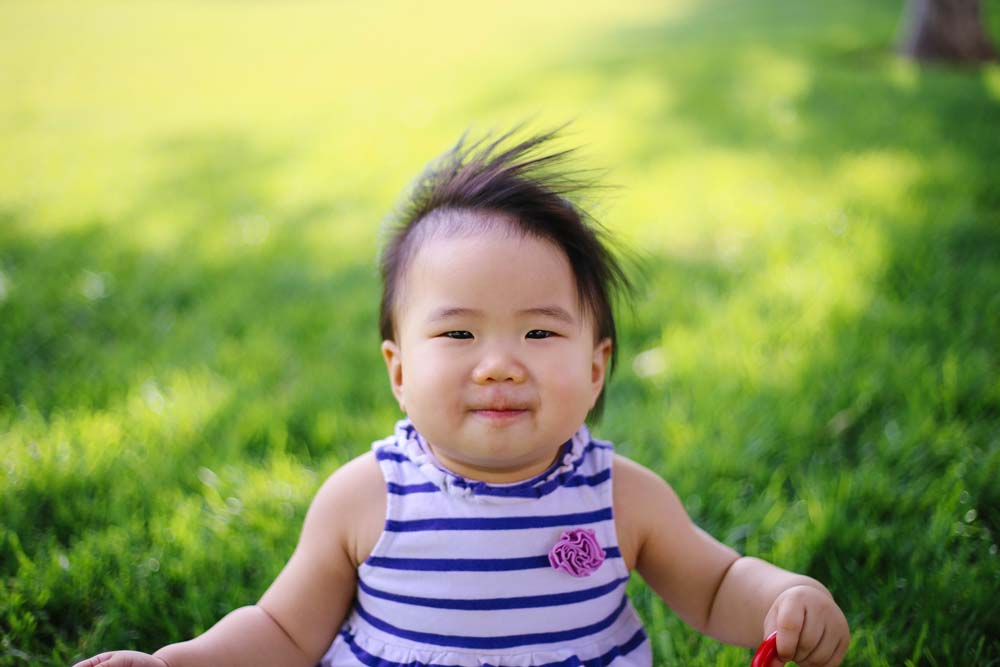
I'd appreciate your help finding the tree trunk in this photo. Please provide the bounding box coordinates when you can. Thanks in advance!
[900,0,997,62]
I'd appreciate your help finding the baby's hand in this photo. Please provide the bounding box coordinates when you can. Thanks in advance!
[762,585,850,666]
[71,651,168,667]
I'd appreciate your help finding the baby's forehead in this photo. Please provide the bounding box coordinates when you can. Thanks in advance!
[396,213,593,323]
[407,225,575,296]
[404,209,571,278]
[410,207,522,244]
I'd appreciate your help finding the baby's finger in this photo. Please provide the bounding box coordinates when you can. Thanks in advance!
[825,638,849,667]
[774,597,806,661]
[72,653,117,667]
[71,651,162,667]
[795,619,827,665]
[808,638,839,667]
[815,615,850,666]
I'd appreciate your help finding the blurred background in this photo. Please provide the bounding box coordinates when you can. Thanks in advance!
[2,1,999,665]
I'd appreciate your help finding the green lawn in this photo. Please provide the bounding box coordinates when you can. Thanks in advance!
[2,1,999,665]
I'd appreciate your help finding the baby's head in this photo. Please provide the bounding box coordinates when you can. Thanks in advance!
[376,124,632,479]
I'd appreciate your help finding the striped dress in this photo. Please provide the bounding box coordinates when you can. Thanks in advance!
[318,418,651,667]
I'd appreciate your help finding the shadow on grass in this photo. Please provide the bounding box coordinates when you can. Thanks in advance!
[550,1,1000,663]
[0,132,399,663]
[3,2,1000,661]
[0,130,384,421]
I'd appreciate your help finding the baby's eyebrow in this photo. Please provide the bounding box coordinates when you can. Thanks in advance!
[518,306,576,324]
[426,306,576,325]
[426,306,481,323]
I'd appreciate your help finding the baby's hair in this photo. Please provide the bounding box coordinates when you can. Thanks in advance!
[378,121,633,420]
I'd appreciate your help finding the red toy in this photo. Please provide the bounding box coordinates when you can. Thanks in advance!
[750,631,780,667]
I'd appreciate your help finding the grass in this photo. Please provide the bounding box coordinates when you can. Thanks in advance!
[2,0,999,665]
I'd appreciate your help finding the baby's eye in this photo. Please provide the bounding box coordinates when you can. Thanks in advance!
[442,331,473,340]
[526,330,555,339]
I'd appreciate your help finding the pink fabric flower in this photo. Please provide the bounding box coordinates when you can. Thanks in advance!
[548,528,605,577]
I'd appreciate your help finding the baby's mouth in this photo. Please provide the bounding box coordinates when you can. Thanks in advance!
[469,404,532,421]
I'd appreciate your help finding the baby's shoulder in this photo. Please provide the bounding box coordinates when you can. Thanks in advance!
[612,453,673,497]
[314,450,386,502]
[304,451,386,568]
[612,454,686,569]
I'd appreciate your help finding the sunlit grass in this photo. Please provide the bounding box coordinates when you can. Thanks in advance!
[3,0,1000,665]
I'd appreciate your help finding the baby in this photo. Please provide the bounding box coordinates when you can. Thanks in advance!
[74,125,850,667]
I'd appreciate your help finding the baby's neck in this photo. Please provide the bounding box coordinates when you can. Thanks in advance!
[422,441,567,485]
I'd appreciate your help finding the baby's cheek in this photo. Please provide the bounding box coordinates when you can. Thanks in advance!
[550,371,594,411]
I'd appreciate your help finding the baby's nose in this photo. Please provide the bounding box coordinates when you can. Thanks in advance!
[472,351,527,384]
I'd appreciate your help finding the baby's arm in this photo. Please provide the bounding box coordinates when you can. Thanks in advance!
[614,456,849,667]
[73,452,384,667]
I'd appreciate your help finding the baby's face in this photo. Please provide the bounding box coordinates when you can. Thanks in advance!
[381,222,612,483]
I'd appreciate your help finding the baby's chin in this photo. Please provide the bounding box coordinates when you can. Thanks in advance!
[425,436,565,483]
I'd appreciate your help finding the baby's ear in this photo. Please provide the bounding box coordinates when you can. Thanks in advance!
[381,340,405,412]
[592,338,613,388]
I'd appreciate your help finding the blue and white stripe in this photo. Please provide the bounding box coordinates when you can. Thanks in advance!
[319,419,651,667]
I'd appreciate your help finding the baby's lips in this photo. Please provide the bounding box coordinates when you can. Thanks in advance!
[468,392,535,412]
[469,402,532,411]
